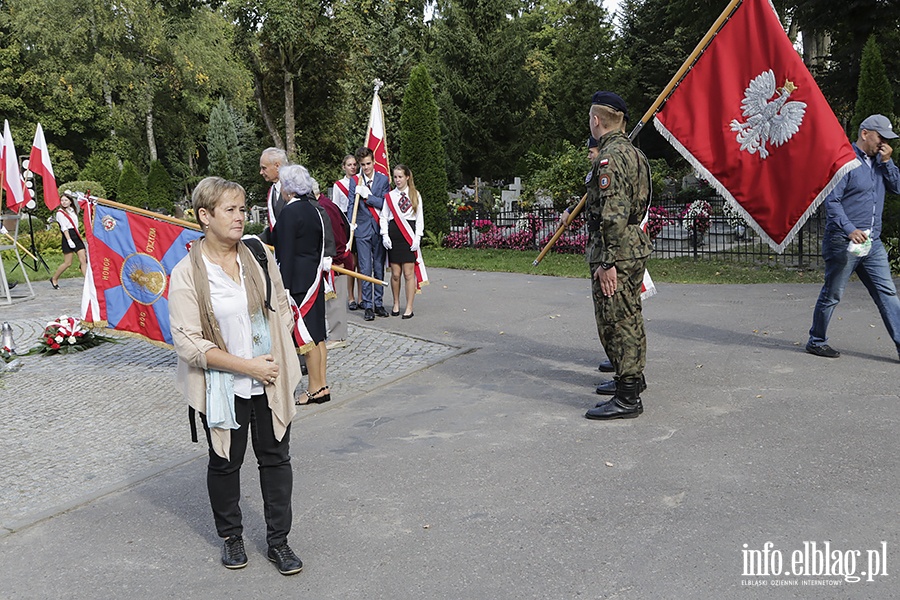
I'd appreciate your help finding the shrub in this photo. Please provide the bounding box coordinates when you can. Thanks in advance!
[147,161,175,215]
[117,161,148,208]
[78,153,120,200]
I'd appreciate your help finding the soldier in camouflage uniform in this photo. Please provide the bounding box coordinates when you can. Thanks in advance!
[583,91,652,420]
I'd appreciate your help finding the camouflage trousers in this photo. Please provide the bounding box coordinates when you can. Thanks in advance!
[589,257,648,378]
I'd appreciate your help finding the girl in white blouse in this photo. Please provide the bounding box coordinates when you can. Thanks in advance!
[49,194,87,289]
[379,164,427,318]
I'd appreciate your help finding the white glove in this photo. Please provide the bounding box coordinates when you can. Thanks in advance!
[323,256,333,271]
[349,222,358,232]
[67,238,76,249]
[382,234,392,250]
[356,184,371,198]
[410,237,420,252]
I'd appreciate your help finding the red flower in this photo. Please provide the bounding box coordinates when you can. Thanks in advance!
[51,343,60,349]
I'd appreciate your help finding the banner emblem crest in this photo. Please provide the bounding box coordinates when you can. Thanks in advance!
[729,69,807,159]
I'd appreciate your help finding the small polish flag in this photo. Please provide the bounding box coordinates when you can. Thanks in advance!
[28,123,60,210]
[1,120,28,213]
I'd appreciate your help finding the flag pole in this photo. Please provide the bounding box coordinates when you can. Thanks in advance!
[532,194,586,267]
[627,0,744,140]
[532,0,743,266]
[347,189,361,249]
[84,194,385,285]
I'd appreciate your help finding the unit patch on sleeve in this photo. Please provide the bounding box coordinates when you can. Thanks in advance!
[598,174,611,189]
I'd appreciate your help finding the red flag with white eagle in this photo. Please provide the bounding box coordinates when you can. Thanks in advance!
[653,0,859,252]
[366,81,390,179]
[28,123,60,210]
[1,120,28,213]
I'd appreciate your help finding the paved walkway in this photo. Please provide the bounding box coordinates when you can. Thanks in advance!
[1,269,898,599]
[0,278,463,530]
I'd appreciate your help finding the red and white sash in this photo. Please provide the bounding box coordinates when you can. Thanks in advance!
[266,184,278,230]
[385,189,428,290]
[334,176,355,204]
[287,201,327,349]
[60,208,79,232]
[357,175,381,222]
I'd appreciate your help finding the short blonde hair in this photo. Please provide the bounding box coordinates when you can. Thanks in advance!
[192,177,245,226]
[590,104,625,132]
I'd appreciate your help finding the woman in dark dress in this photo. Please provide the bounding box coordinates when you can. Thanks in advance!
[274,165,331,404]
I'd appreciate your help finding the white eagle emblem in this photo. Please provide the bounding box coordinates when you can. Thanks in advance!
[729,69,807,159]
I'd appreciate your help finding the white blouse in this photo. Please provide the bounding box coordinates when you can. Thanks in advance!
[56,209,78,232]
[379,188,425,239]
[332,177,352,213]
[203,254,263,399]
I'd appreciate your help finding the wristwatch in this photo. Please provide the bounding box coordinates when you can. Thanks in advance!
[599,262,615,270]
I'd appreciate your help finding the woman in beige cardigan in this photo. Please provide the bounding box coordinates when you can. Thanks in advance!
[169,177,303,576]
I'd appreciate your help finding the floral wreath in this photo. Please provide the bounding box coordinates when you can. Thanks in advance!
[26,315,117,356]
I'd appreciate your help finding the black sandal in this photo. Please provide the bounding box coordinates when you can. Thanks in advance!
[307,386,331,404]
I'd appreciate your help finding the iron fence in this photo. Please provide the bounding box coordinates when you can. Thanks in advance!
[447,195,833,268]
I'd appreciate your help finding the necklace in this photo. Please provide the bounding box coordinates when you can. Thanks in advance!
[202,241,241,283]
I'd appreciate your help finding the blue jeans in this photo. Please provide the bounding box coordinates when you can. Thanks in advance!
[355,235,385,309]
[808,233,900,357]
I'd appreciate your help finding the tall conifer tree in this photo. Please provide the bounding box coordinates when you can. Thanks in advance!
[851,36,895,135]
[399,64,449,236]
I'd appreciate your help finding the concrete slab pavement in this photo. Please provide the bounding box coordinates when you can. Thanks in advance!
[0,269,898,599]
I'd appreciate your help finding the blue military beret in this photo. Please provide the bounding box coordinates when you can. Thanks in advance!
[587,136,599,149]
[591,91,628,122]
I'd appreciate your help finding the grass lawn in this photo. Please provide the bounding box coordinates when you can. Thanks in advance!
[426,247,825,285]
[3,247,826,288]
[2,251,69,284]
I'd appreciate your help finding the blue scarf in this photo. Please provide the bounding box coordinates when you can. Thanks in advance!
[205,310,271,430]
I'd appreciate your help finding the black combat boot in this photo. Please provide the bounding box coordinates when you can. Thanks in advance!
[586,377,643,420]
[595,374,646,398]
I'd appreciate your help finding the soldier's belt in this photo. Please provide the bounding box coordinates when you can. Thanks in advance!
[587,214,641,231]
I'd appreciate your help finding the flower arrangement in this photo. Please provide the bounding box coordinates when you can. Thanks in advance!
[456,204,474,214]
[0,345,14,363]
[27,315,116,356]
[721,201,748,231]
[680,199,712,236]
[646,206,674,240]
[471,219,494,233]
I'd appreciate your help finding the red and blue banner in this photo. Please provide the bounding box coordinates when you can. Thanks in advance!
[81,201,202,345]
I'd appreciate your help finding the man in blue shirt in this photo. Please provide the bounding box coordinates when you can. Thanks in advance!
[347,147,391,321]
[807,114,900,360]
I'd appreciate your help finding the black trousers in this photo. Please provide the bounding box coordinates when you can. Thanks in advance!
[200,393,293,547]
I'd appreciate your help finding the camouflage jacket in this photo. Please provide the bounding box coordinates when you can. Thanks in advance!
[585,130,653,265]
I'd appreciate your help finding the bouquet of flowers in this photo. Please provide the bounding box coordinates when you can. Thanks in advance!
[0,345,14,363]
[721,201,748,231]
[646,206,674,240]
[27,315,116,356]
[680,199,712,236]
[471,218,494,233]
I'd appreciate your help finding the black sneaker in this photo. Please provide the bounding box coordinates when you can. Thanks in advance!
[806,344,840,358]
[222,535,248,569]
[364,308,375,321]
[267,542,303,575]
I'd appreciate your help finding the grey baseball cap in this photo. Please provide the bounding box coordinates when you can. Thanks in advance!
[859,114,898,139]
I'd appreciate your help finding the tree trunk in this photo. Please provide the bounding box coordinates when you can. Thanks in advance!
[284,67,295,159]
[250,57,283,150]
[802,30,831,77]
[146,106,158,163]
